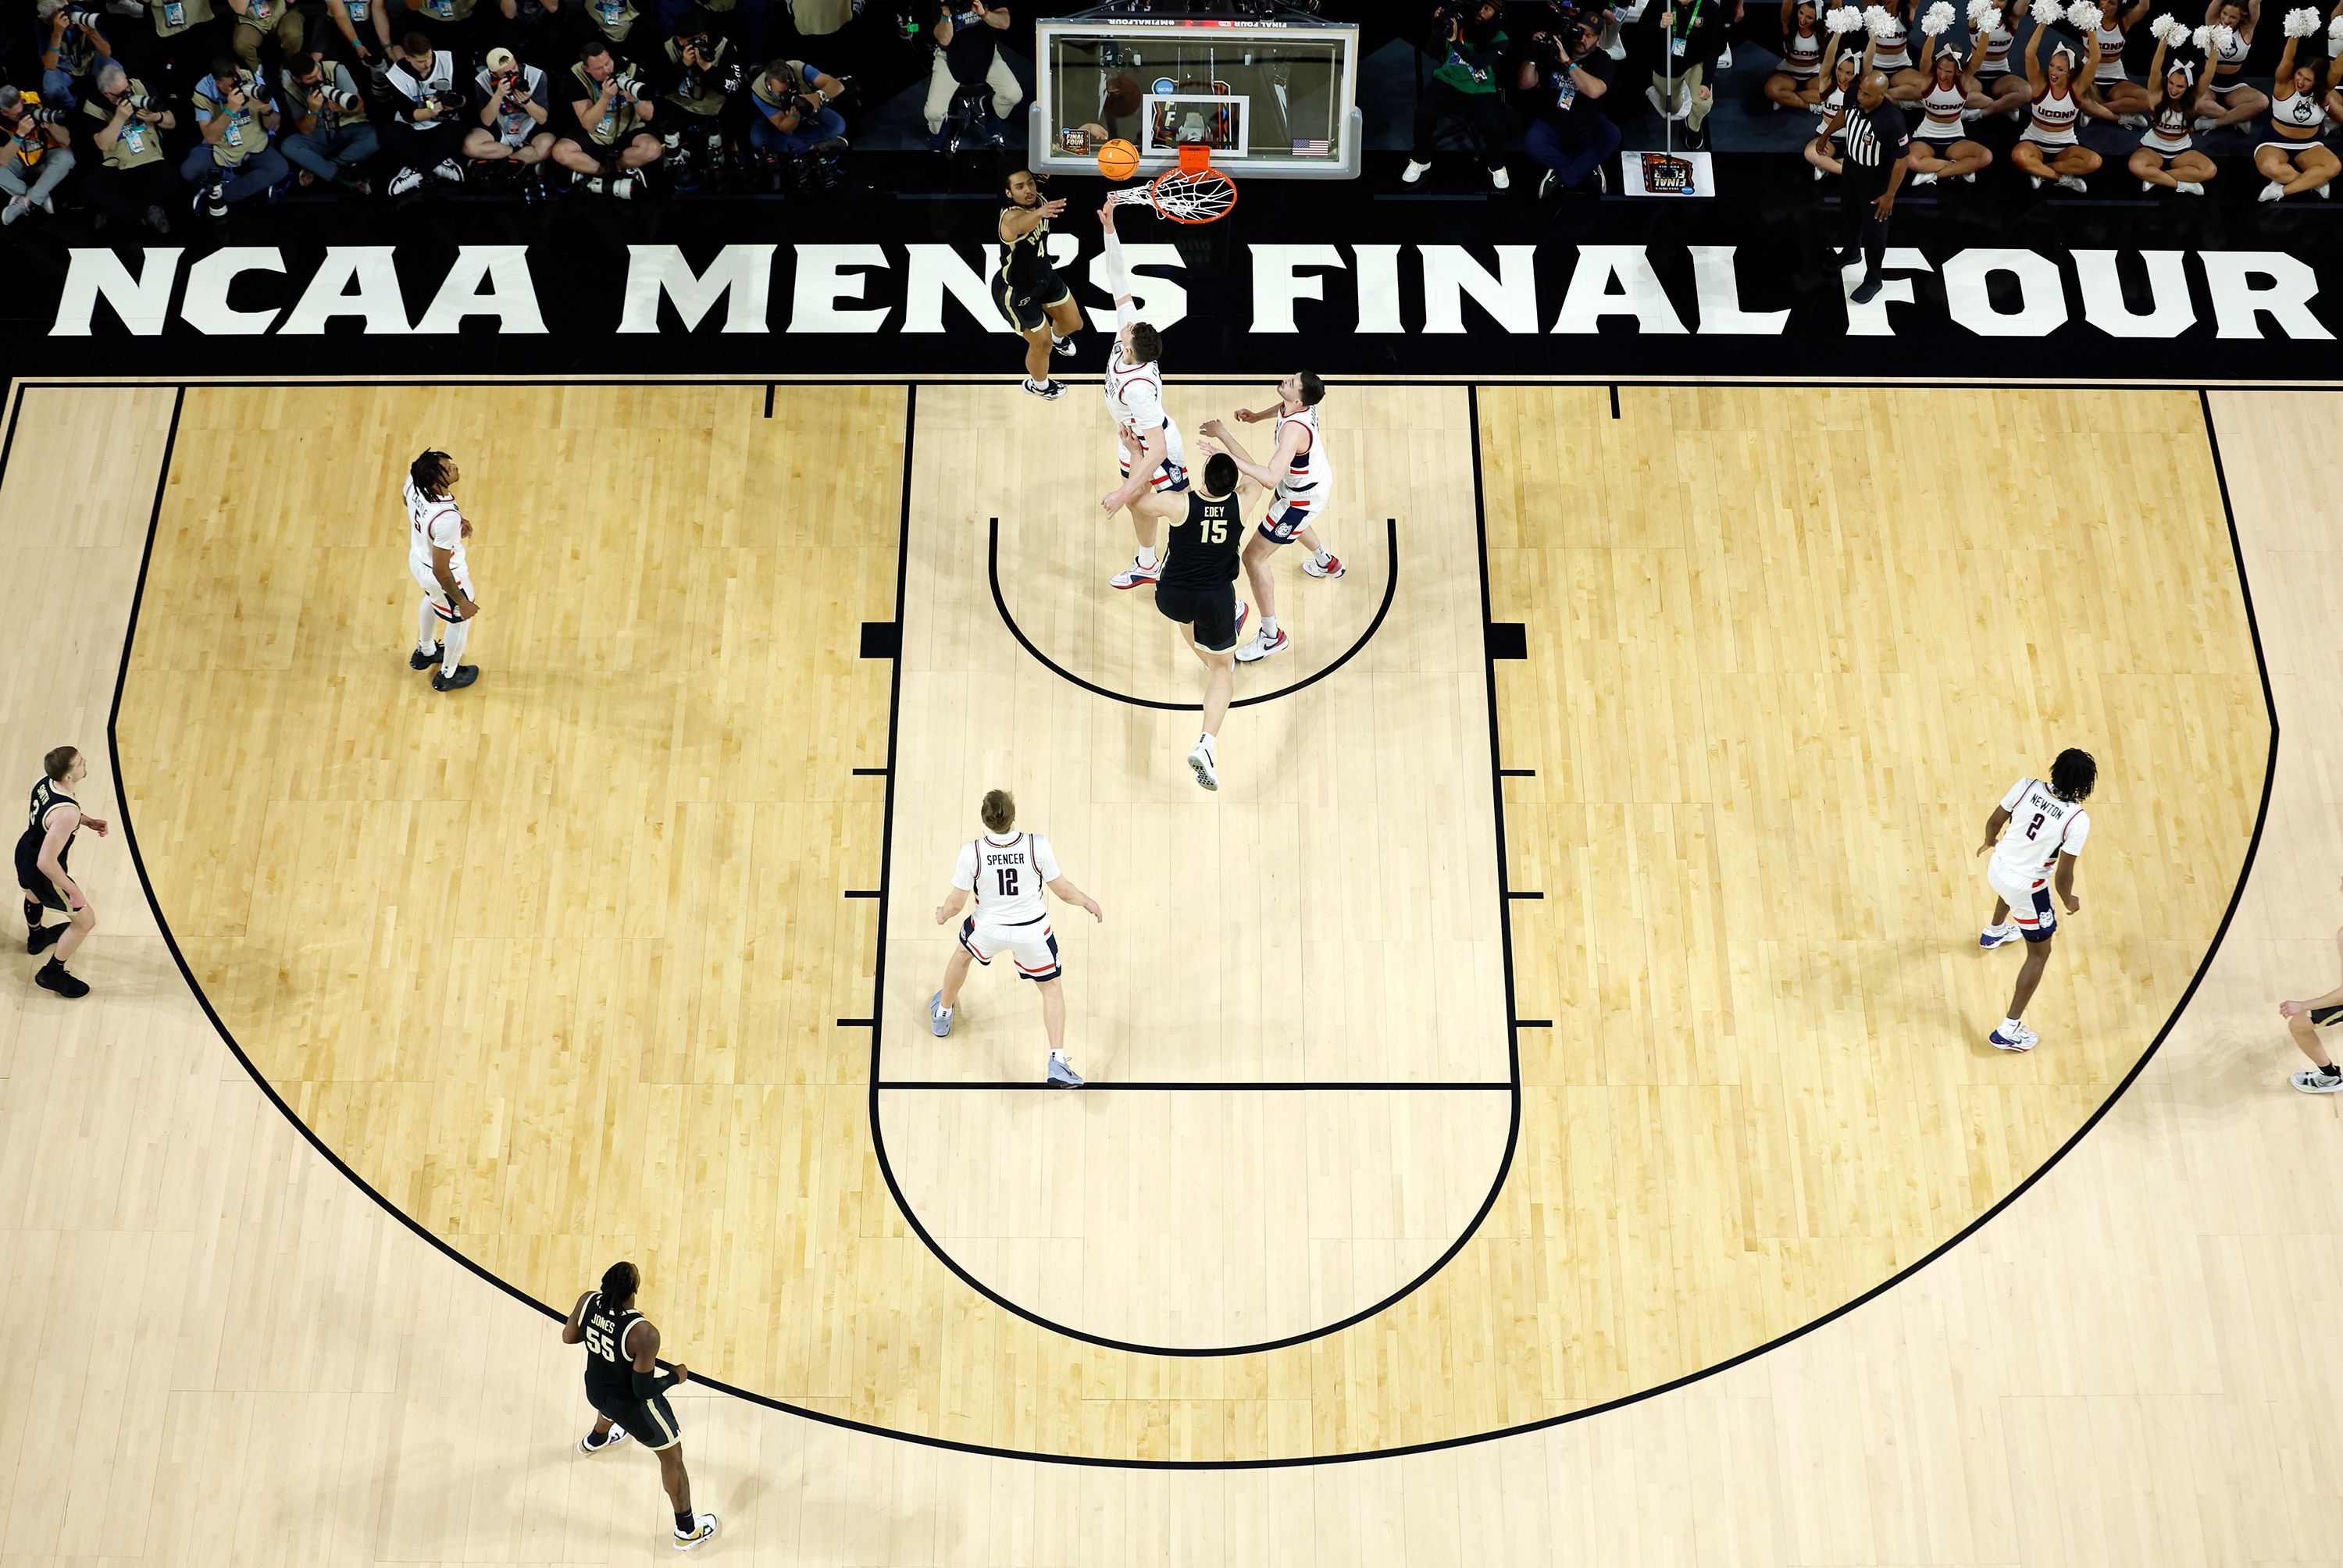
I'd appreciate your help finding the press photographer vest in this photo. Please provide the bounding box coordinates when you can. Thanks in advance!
[570,61,644,145]
[282,63,366,132]
[83,83,166,171]
[144,0,215,39]
[410,0,481,22]
[194,85,268,170]
[585,0,640,44]
[662,36,733,117]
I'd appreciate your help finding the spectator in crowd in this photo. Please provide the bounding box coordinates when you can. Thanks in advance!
[655,9,740,187]
[1763,1,1832,111]
[746,55,846,184]
[325,0,387,71]
[1520,9,1617,196]
[72,58,180,231]
[2252,25,2339,201]
[554,39,662,197]
[1403,0,1513,187]
[2195,0,2265,129]
[36,0,115,106]
[223,0,303,72]
[385,28,466,192]
[1641,0,1735,151]
[923,2,1022,140]
[2128,27,2213,193]
[466,45,555,185]
[184,60,287,216]
[0,83,74,224]
[280,42,376,191]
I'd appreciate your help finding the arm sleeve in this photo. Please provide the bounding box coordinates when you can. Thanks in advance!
[631,1366,677,1399]
[2062,813,2090,857]
[1034,836,1061,882]
[1999,779,2031,812]
[951,842,979,893]
[1102,232,1139,327]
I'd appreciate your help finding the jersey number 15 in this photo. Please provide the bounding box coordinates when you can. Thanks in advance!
[1196,517,1229,543]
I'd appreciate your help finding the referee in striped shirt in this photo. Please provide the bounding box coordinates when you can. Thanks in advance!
[1828,71,1910,306]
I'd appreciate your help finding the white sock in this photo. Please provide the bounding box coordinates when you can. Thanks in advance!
[1138,547,1157,568]
[1999,1016,2021,1034]
[1197,731,1215,752]
[1261,615,1278,637]
[417,600,440,653]
[1312,548,1331,566]
[440,618,470,676]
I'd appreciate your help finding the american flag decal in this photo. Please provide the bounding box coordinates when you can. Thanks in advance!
[1291,138,1331,156]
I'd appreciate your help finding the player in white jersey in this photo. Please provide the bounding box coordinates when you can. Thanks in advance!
[403,449,480,692]
[928,789,1104,1088]
[1096,201,1189,592]
[1974,748,2096,1053]
[1196,371,1346,665]
[2276,875,2343,1093]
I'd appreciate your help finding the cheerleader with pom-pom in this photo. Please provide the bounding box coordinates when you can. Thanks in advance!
[1904,17,1997,180]
[2195,0,2266,128]
[2127,23,2217,191]
[2252,16,2341,198]
[1863,0,1935,101]
[1970,0,2044,121]
[1803,25,1874,176]
[1766,1,1838,110]
[2010,21,2104,188]
[2078,0,2155,122]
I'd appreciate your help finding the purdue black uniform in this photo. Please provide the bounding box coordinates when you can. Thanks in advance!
[579,1291,683,1450]
[1154,489,1246,652]
[15,778,77,914]
[995,201,1071,332]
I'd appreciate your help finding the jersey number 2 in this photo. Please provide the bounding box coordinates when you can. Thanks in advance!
[996,868,1019,898]
[2024,812,2045,840]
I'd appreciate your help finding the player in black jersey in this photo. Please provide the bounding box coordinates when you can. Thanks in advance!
[562,1260,719,1550]
[997,166,1082,400]
[15,746,105,998]
[1149,450,1258,790]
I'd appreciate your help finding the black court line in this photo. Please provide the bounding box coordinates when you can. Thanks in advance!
[843,889,880,899]
[851,766,889,776]
[84,380,2281,1472]
[1507,891,1544,900]
[986,515,1400,713]
[1609,384,1621,419]
[879,1080,1515,1092]
[1499,768,1535,778]
[762,383,775,419]
[836,1017,876,1028]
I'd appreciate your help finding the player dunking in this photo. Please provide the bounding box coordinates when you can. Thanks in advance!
[1198,372,1344,664]
[404,450,480,692]
[1096,201,1189,590]
[1975,748,2096,1053]
[929,789,1103,1087]
[997,167,1082,400]
[1151,449,1257,789]
[564,1260,719,1551]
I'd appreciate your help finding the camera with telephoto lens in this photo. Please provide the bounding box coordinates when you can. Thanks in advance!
[62,5,100,27]
[125,91,158,113]
[429,84,467,112]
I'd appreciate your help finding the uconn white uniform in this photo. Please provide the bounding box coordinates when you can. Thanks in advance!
[1257,404,1333,545]
[2021,77,2081,147]
[1981,17,2016,77]
[1104,344,1188,494]
[2092,16,2128,84]
[1781,25,1824,80]
[952,832,1064,982]
[2208,23,2249,94]
[1870,9,1912,70]
[2263,89,2326,155]
[404,476,472,618]
[1917,77,1968,141]
[1987,777,2092,938]
[2140,97,2192,155]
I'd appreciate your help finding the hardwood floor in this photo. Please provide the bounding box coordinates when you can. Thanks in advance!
[2,382,2332,1563]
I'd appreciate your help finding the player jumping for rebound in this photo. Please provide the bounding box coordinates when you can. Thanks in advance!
[929,789,1104,1088]
[1198,371,1344,664]
[1975,747,2096,1053]
[997,166,1081,400]
[403,449,480,692]
[1097,201,1189,590]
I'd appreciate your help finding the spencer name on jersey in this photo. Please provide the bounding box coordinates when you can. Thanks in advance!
[1991,777,2092,879]
[954,831,1060,925]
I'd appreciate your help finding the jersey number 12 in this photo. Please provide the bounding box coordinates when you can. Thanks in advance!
[996,868,1020,898]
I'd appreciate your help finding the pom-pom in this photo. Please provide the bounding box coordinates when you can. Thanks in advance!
[2149,12,2187,43]
[1923,1,1956,34]
[2191,23,2215,49]
[2284,5,2320,37]
[2331,14,2343,43]
[2213,23,2237,51]
[1863,4,1898,37]
[1826,5,1866,32]
[1967,0,2000,26]
[2064,0,2099,30]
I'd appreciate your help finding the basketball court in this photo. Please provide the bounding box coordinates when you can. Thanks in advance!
[5,372,2332,1558]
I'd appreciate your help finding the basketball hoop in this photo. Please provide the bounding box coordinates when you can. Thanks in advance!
[1105,145,1239,225]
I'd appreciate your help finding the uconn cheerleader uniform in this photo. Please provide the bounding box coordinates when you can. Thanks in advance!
[1916,69,1970,147]
[1870,5,1913,72]
[1780,21,1825,84]
[2261,84,2327,159]
[2206,22,2251,100]
[2139,94,2194,159]
[2021,64,2083,151]
[2092,9,2131,89]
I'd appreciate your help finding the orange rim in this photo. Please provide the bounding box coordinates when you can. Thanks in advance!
[1150,167,1238,226]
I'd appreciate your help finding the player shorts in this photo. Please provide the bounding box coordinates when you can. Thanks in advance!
[588,1389,683,1452]
[959,912,1061,982]
[1154,580,1241,654]
[1257,491,1328,546]
[1987,862,2057,943]
[2312,1004,2343,1030]
[997,265,1071,333]
[410,561,476,623]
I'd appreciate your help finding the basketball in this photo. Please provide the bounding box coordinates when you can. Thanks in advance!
[1102,75,1143,116]
[1097,139,1141,181]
